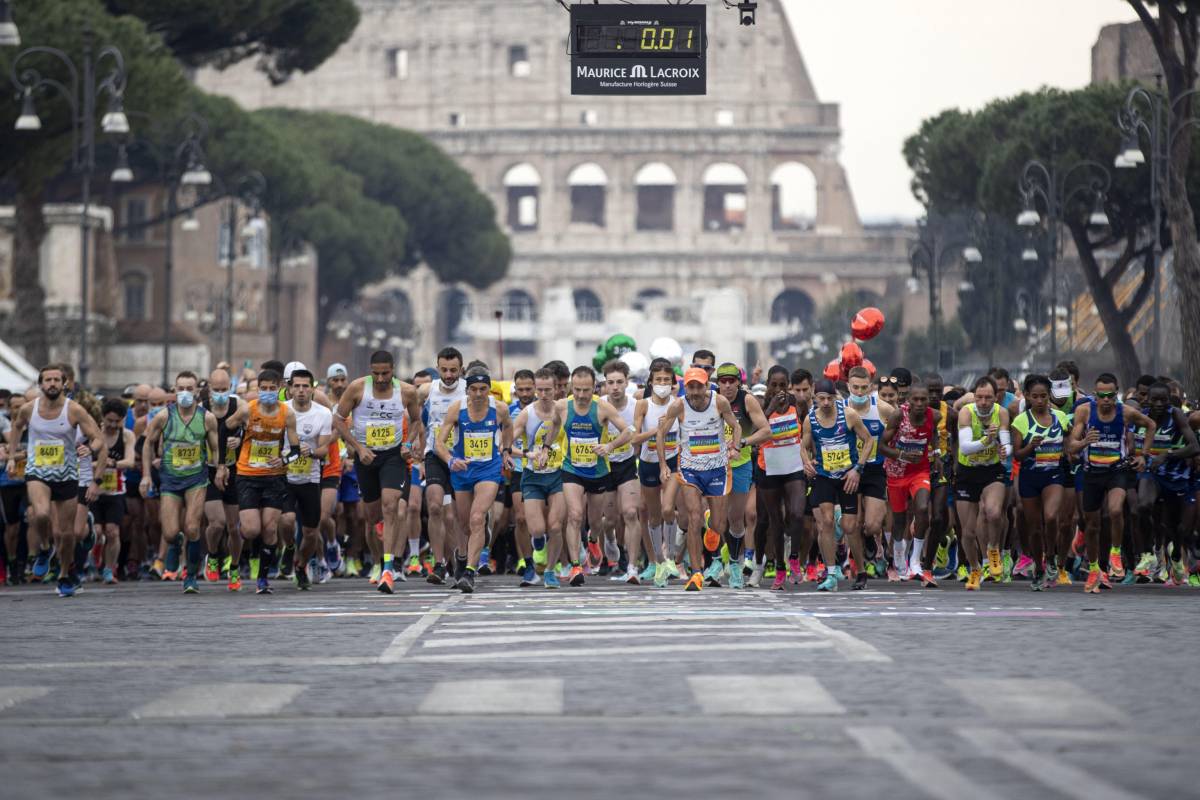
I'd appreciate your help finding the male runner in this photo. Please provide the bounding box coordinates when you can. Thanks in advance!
[880,382,940,588]
[203,367,244,589]
[1132,382,1197,583]
[418,347,465,584]
[601,360,646,584]
[845,366,897,578]
[514,368,566,589]
[93,399,136,584]
[955,376,1012,590]
[632,358,682,587]
[281,369,333,590]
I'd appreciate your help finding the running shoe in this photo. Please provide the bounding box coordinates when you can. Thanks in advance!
[886,565,900,582]
[368,563,382,585]
[987,548,1003,579]
[787,556,803,585]
[377,569,395,594]
[1107,548,1126,580]
[1098,571,1112,591]
[568,565,585,587]
[965,569,982,591]
[684,572,703,591]
[1084,569,1101,594]
[456,570,475,594]
[943,543,959,575]
[204,557,221,583]
[703,558,724,588]
[1154,563,1170,583]
[919,570,938,588]
[1071,528,1085,555]
[1172,560,1188,585]
[295,563,312,591]
[405,556,424,578]
[624,566,640,585]
[742,557,755,577]
[763,562,777,580]
[1055,568,1072,587]
[520,562,539,586]
[865,561,878,578]
[653,561,668,588]
[102,567,116,584]
[805,563,820,583]
[1012,554,1034,578]
[816,570,838,592]
[956,564,969,582]
[747,562,763,588]
[586,540,603,569]
[149,557,165,581]
[427,562,447,585]
[477,548,492,576]
[665,560,681,579]
[183,575,199,594]
[325,543,342,572]
[228,573,242,592]
[638,562,656,582]
[256,576,272,594]
[770,570,786,591]
[249,556,261,581]
[852,572,869,590]
[1133,552,1155,583]
[544,571,561,589]
[56,578,75,597]
[1030,573,1045,591]
[934,543,949,570]
[532,545,548,570]
[1001,552,1014,584]
[728,563,744,589]
[1189,570,1200,589]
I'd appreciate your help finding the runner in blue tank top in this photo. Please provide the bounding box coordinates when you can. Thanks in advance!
[436,370,514,594]
[1067,373,1155,594]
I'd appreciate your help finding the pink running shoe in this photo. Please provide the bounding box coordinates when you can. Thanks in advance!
[805,563,820,583]
[1013,554,1035,578]
[771,570,787,591]
[787,557,803,585]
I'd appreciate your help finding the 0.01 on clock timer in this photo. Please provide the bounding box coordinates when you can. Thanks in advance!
[576,24,700,55]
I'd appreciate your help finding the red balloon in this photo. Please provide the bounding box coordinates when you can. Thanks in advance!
[840,341,864,368]
[852,307,885,342]
[823,358,841,381]
[862,358,877,378]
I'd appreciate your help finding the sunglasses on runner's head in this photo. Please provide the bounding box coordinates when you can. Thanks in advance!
[691,364,714,373]
[878,377,898,386]
[1095,390,1117,399]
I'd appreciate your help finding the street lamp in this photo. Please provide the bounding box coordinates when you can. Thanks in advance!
[220,171,267,365]
[1017,157,1112,367]
[909,211,981,370]
[11,25,128,386]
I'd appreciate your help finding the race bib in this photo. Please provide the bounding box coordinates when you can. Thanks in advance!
[821,442,851,473]
[100,470,119,492]
[249,440,280,468]
[287,455,313,476]
[686,432,720,457]
[763,444,802,476]
[171,445,202,470]
[967,442,999,466]
[366,422,397,449]
[662,429,679,454]
[464,431,494,462]
[571,436,598,467]
[769,413,800,444]
[33,441,64,468]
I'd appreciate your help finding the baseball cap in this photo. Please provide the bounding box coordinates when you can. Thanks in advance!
[715,363,741,380]
[1051,379,1072,400]
[683,367,710,386]
[326,363,348,380]
[283,361,307,381]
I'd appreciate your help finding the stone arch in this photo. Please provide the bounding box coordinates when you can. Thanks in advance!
[573,287,604,323]
[503,162,541,232]
[769,288,818,363]
[120,269,151,322]
[632,287,667,312]
[567,162,607,227]
[439,287,472,344]
[635,162,677,231]
[770,161,817,231]
[702,162,748,232]
[503,287,538,322]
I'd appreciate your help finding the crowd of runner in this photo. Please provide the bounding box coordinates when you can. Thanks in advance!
[2,346,1197,597]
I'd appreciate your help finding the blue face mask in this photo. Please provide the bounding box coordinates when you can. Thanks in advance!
[848,392,870,406]
[176,391,195,408]
[210,391,230,405]
[258,390,278,407]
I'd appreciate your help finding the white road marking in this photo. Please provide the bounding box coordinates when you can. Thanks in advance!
[418,678,562,715]
[407,640,831,663]
[434,623,802,634]
[945,678,1125,723]
[0,686,50,711]
[689,674,845,716]
[131,683,305,719]
[0,656,378,671]
[847,725,1001,800]
[957,727,1146,800]
[785,613,891,663]
[378,594,464,663]
[422,630,815,648]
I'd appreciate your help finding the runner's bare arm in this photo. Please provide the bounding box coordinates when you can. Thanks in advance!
[314,431,333,460]
[204,411,221,467]
[741,393,771,447]
[498,404,515,470]
[403,384,424,453]
[715,394,742,455]
[877,409,903,460]
[1066,403,1093,456]
[116,429,137,470]
[595,400,634,455]
[8,401,30,452]
[435,400,461,465]
[800,415,816,476]
[285,407,300,449]
[656,399,682,464]
[70,400,105,456]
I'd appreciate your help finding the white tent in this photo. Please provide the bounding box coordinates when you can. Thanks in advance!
[0,338,38,392]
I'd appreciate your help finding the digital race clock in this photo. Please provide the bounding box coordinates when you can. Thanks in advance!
[570,4,706,96]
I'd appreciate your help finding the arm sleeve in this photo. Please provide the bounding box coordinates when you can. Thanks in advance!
[958,426,986,455]
[999,428,1012,458]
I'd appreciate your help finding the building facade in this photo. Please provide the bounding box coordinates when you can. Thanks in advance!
[198,0,932,375]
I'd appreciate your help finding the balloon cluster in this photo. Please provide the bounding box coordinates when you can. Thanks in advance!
[823,307,884,383]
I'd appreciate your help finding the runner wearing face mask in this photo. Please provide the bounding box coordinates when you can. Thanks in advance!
[417,347,466,584]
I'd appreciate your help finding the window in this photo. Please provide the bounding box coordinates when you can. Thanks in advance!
[125,197,147,242]
[580,109,598,126]
[509,45,530,77]
[771,162,818,231]
[702,162,749,232]
[449,111,465,128]
[386,47,409,79]
[503,163,541,232]
[122,272,148,321]
[503,289,538,322]
[716,109,734,127]
[567,163,607,227]
[635,162,677,231]
[573,288,604,323]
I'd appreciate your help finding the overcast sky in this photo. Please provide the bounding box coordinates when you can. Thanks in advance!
[778,0,1143,222]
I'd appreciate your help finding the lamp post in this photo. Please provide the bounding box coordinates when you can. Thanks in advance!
[11,25,129,386]
[221,172,266,365]
[0,1,19,47]
[908,211,981,371]
[1017,158,1112,368]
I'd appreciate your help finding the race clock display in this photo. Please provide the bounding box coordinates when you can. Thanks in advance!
[570,4,707,96]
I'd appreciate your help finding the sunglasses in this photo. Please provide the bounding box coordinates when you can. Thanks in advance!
[1095,390,1117,399]
[716,376,739,384]
[691,364,715,372]
[878,377,899,386]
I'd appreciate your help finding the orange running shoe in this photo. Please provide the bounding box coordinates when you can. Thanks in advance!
[586,541,603,569]
[568,564,585,586]
[204,557,221,583]
[965,569,981,591]
[228,574,242,592]
[1098,571,1112,591]
[1084,569,1101,594]
[703,528,721,552]
[986,548,1003,578]
[684,572,704,591]
[377,569,395,594]
[1107,548,1125,580]
[919,570,938,588]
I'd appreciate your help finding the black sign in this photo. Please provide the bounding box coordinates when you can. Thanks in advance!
[570,4,706,96]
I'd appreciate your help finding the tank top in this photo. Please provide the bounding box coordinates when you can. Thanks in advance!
[1147,408,1191,485]
[212,396,241,468]
[451,397,501,465]
[605,397,637,464]
[809,401,858,478]
[756,404,804,476]
[351,376,408,453]
[287,401,332,484]
[1011,408,1069,473]
[562,399,609,478]
[957,404,1002,468]
[509,399,528,472]
[1083,399,1126,473]
[680,391,727,472]
[936,400,950,454]
[423,380,466,455]
[523,403,564,474]
[885,403,935,479]
[26,397,77,482]
[857,395,886,465]
[237,399,288,478]
[639,397,679,463]
[160,405,208,480]
[76,428,94,487]
[98,428,127,495]
[724,388,754,468]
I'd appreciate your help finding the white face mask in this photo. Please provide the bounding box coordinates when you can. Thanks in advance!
[652,384,673,399]
[442,377,459,390]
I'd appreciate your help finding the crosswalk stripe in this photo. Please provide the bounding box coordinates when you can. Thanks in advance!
[689,675,845,715]
[418,679,562,715]
[957,727,1146,800]
[944,678,1124,723]
[131,683,306,719]
[379,594,464,663]
[406,640,831,662]
[0,686,50,712]
[422,630,815,648]
[433,623,802,634]
[847,725,1002,800]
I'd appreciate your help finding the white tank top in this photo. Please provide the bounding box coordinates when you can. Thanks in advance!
[680,391,726,471]
[76,428,93,486]
[351,377,406,452]
[640,398,679,463]
[288,401,332,484]
[27,397,77,482]
[424,380,466,455]
[606,397,637,464]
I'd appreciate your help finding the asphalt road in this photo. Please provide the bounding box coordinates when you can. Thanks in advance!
[1,575,1196,799]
